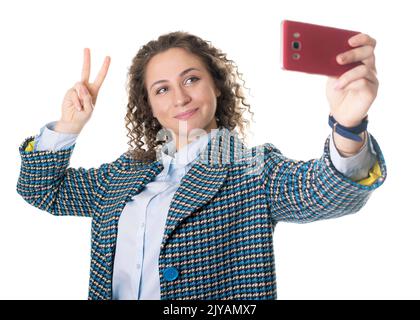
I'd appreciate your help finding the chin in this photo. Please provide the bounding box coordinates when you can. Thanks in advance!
[170,119,209,136]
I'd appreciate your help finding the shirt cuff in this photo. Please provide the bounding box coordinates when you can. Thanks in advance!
[34,121,79,152]
[329,130,378,181]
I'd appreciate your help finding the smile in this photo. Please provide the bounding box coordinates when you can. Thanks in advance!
[175,108,198,120]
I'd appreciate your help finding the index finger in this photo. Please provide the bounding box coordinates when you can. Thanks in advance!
[92,56,111,91]
[348,33,377,48]
[81,48,91,83]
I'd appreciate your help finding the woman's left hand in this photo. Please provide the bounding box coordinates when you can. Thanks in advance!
[326,33,378,127]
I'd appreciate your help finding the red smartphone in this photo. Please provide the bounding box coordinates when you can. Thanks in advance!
[281,20,362,77]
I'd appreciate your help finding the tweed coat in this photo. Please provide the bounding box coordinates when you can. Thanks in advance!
[17,127,386,300]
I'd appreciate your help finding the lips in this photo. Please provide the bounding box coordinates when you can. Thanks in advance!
[174,108,198,120]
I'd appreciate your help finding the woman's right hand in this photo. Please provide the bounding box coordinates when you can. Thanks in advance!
[55,48,111,134]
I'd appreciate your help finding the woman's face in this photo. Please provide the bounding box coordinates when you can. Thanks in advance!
[145,47,220,142]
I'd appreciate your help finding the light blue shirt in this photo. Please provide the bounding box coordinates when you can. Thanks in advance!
[111,128,219,300]
[33,121,377,299]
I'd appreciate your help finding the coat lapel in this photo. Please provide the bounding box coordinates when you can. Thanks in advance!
[161,127,247,246]
[161,161,229,246]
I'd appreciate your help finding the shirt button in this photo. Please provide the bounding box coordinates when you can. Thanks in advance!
[163,267,179,281]
[140,223,145,228]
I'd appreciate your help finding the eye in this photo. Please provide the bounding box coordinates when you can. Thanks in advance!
[156,87,167,95]
[185,76,199,85]
[155,77,200,95]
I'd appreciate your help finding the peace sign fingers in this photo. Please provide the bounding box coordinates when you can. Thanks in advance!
[80,48,111,105]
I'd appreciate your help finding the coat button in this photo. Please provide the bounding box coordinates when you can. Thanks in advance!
[163,267,179,281]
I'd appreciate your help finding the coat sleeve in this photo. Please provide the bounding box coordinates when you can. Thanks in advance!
[259,133,387,225]
[16,136,110,218]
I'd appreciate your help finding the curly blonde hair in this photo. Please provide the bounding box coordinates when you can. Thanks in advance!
[125,31,254,163]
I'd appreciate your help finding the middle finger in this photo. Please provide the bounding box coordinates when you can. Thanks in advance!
[92,56,111,92]
[337,45,374,66]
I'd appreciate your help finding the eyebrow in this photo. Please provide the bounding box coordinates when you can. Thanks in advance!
[149,67,201,91]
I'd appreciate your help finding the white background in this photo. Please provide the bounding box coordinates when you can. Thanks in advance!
[1,0,418,299]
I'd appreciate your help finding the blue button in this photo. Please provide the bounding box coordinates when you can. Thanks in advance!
[163,267,179,281]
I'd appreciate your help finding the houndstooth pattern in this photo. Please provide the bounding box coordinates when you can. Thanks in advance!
[17,128,386,300]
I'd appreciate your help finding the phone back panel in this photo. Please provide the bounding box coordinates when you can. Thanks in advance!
[281,20,361,77]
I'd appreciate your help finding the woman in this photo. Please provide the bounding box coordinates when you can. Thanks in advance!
[17,31,386,300]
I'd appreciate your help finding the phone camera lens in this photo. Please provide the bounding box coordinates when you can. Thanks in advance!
[292,41,301,50]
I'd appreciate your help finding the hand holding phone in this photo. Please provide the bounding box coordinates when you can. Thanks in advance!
[281,20,362,77]
[280,19,379,154]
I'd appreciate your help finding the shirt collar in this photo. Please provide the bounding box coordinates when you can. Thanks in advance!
[160,128,220,173]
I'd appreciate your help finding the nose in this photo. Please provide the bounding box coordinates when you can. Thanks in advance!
[174,85,191,107]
